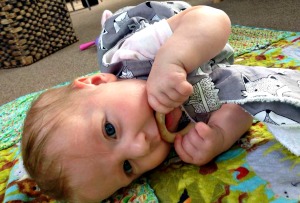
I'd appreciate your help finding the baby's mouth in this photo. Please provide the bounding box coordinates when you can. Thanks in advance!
[165,108,182,132]
[155,108,194,143]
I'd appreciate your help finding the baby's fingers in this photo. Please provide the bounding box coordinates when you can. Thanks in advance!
[148,94,174,114]
[174,135,195,164]
[148,89,184,114]
[175,80,193,97]
[147,84,192,114]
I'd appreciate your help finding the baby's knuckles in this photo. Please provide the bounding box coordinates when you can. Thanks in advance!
[166,69,192,97]
[168,65,187,81]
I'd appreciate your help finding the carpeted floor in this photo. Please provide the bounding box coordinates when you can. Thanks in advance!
[0,0,299,105]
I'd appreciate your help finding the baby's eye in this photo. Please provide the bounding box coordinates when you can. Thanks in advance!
[104,122,116,138]
[123,161,132,174]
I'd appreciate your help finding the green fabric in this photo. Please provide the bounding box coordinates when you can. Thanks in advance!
[229,25,297,57]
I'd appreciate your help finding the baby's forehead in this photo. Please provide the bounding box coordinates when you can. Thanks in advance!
[42,108,88,152]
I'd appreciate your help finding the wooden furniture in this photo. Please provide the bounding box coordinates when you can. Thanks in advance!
[0,0,78,68]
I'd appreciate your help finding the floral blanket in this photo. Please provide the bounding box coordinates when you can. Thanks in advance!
[0,26,299,203]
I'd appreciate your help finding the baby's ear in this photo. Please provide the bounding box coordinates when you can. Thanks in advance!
[73,73,117,89]
[101,10,113,27]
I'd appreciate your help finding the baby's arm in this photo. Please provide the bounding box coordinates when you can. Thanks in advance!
[174,104,253,166]
[147,6,231,114]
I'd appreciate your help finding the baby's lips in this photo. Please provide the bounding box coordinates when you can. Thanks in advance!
[165,107,183,132]
[155,112,194,143]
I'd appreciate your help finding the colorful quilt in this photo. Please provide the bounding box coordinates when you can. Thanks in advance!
[1,26,300,203]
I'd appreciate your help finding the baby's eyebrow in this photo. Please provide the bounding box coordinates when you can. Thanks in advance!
[89,111,106,143]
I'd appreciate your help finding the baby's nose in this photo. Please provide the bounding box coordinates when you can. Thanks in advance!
[128,132,150,158]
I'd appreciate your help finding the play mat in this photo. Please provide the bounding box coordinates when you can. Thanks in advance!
[1,25,300,202]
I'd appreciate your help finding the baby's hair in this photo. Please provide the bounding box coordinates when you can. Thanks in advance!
[22,82,82,201]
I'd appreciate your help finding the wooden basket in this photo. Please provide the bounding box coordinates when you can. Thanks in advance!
[0,0,78,68]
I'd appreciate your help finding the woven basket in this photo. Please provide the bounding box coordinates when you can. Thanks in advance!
[0,0,78,68]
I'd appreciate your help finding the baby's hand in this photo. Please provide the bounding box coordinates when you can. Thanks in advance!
[147,63,193,114]
[174,122,225,166]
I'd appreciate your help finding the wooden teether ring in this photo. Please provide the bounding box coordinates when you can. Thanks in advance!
[155,112,194,143]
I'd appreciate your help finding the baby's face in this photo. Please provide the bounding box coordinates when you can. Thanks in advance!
[49,75,171,202]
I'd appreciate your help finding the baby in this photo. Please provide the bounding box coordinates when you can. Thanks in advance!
[22,2,252,203]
